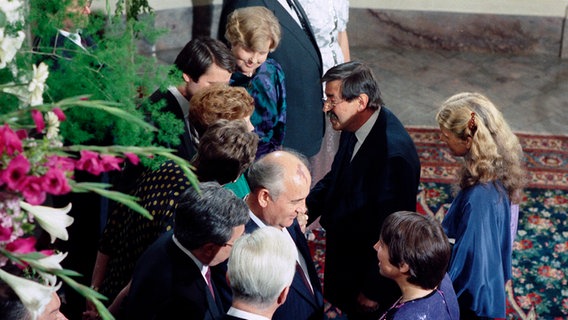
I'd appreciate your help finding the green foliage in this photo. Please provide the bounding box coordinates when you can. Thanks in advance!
[28,0,185,167]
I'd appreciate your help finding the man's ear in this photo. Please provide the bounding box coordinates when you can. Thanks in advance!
[357,94,369,111]
[182,73,192,83]
[201,242,221,263]
[276,286,290,306]
[258,189,271,208]
[400,262,410,274]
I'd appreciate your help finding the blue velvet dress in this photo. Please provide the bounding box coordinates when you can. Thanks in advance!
[442,181,512,318]
[230,58,286,159]
[380,274,460,320]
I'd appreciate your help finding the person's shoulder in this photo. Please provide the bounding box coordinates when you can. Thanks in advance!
[148,88,173,104]
[465,181,502,197]
[256,58,285,79]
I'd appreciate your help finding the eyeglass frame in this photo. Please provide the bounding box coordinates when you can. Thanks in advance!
[322,96,349,108]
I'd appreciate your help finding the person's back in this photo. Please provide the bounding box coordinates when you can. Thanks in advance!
[435,92,525,318]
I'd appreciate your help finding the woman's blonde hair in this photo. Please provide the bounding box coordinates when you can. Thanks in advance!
[224,6,281,52]
[436,92,526,203]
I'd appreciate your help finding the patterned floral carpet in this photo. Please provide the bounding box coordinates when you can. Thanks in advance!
[308,126,568,320]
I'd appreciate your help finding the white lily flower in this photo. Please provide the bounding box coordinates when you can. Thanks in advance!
[28,62,49,106]
[20,201,74,243]
[0,29,25,69]
[0,0,24,24]
[0,268,59,320]
[27,252,68,286]
[45,111,60,139]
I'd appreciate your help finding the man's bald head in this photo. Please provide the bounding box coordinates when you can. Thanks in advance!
[247,150,311,199]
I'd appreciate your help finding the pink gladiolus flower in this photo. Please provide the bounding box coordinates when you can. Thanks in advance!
[5,237,37,254]
[2,154,30,191]
[42,168,71,195]
[0,124,23,156]
[15,129,27,140]
[100,155,124,172]
[0,225,12,242]
[39,249,55,257]
[21,176,47,205]
[124,152,140,165]
[75,150,103,175]
[31,109,45,133]
[52,108,66,121]
[45,155,75,172]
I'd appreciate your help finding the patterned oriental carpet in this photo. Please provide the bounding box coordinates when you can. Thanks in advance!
[307,126,568,320]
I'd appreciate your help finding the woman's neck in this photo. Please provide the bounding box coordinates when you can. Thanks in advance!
[399,282,435,303]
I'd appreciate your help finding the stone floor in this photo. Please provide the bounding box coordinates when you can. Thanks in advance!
[351,45,568,135]
[157,44,568,136]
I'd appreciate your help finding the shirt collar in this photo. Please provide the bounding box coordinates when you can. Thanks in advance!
[355,108,380,145]
[168,86,190,118]
[172,234,209,279]
[58,29,85,49]
[227,307,270,320]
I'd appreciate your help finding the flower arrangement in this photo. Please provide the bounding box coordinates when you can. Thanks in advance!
[0,1,196,319]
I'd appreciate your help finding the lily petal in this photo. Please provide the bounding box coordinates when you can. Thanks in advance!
[0,268,58,319]
[19,202,73,243]
[33,251,68,270]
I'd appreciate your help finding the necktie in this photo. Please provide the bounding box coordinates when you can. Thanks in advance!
[205,268,215,300]
[345,133,357,163]
[285,0,317,46]
[296,262,314,295]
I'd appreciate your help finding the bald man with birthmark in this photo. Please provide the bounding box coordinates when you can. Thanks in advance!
[215,150,324,320]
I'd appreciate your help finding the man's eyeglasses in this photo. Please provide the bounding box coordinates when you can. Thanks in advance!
[322,96,346,108]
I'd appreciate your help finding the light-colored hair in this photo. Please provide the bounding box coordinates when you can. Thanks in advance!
[227,227,297,309]
[188,84,254,137]
[225,6,281,52]
[246,149,308,199]
[435,92,525,203]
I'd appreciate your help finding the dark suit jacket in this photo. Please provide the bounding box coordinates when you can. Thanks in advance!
[306,107,421,314]
[112,89,196,197]
[124,230,224,320]
[148,88,197,162]
[218,0,324,157]
[245,220,324,320]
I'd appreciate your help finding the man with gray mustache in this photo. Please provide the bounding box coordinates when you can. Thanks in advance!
[306,61,421,320]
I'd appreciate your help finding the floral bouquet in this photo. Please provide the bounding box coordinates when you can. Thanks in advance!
[0,1,196,319]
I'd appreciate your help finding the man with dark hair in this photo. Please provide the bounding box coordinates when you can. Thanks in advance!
[307,61,421,319]
[149,37,237,161]
[123,181,250,320]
